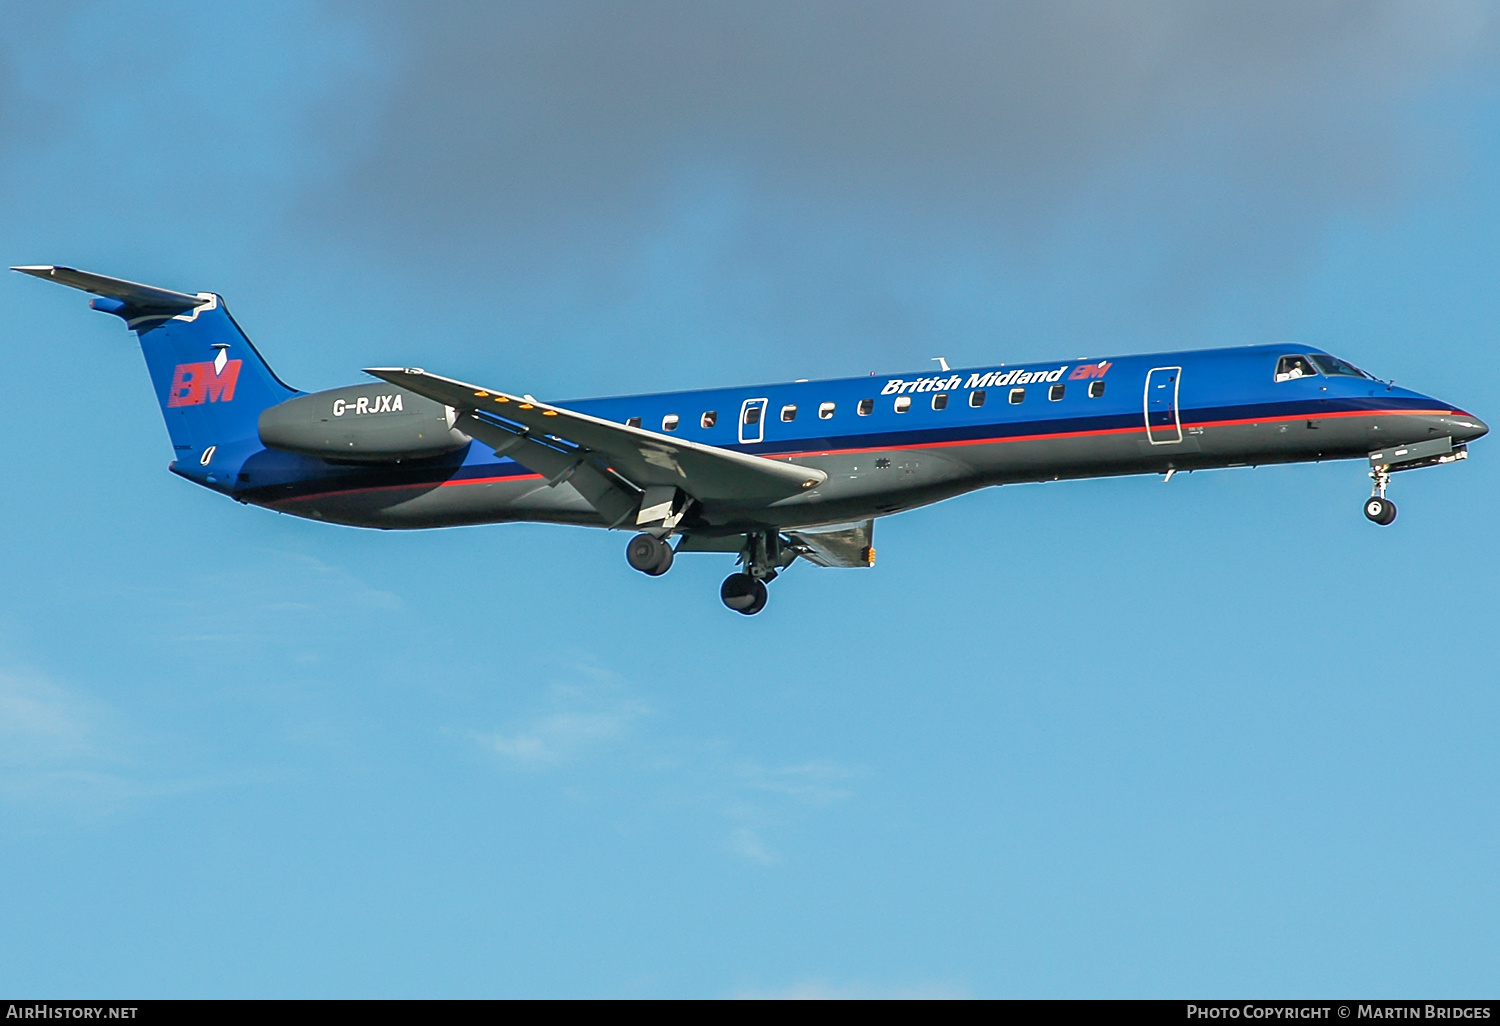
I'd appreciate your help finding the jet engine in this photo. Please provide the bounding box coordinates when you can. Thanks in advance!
[258,383,470,462]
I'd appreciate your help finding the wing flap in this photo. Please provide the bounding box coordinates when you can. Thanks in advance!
[366,367,826,504]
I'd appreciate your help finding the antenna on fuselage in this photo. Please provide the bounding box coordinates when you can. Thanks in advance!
[931,357,950,372]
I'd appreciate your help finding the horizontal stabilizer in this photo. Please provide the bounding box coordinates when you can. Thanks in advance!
[12,265,203,314]
[365,366,827,504]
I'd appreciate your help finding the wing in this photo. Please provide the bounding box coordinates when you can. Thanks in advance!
[365,367,826,513]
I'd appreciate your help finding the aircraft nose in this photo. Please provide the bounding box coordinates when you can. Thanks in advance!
[1449,411,1489,442]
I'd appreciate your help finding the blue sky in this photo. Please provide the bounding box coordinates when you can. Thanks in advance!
[2,1,1498,998]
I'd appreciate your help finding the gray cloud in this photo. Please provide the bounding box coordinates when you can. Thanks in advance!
[313,0,1495,264]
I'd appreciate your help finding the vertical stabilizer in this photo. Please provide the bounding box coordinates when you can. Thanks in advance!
[13,266,299,484]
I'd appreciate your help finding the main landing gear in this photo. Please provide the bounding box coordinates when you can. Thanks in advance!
[625,533,674,576]
[720,573,768,615]
[625,530,796,616]
[719,531,797,616]
[1364,466,1397,526]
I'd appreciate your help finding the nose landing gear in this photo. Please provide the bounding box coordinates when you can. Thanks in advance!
[1364,495,1397,525]
[1364,465,1397,525]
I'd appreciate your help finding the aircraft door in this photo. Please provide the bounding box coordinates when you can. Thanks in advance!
[739,397,767,444]
[1144,366,1183,444]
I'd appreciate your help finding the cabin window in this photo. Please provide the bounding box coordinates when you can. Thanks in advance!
[701,411,717,428]
[1049,383,1065,401]
[1274,355,1319,382]
[626,416,642,428]
[818,402,835,419]
[857,398,874,416]
[1009,387,1025,404]
[781,404,797,422]
[743,405,761,425]
[894,396,912,413]
[1088,380,1105,398]
[662,414,679,431]
[969,390,987,407]
[931,393,949,411]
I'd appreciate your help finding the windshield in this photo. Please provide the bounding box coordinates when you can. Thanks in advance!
[1308,354,1373,379]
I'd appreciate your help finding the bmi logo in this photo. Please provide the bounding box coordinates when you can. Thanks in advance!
[167,347,241,408]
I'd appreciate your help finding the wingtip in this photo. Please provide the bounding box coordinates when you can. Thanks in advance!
[11,265,57,276]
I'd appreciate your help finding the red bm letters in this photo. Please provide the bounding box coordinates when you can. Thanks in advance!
[167,360,242,407]
[1068,361,1112,380]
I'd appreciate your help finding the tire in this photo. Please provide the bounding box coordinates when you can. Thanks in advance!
[1364,497,1397,525]
[720,573,769,615]
[627,534,670,574]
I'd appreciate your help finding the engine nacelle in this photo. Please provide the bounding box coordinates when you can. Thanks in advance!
[258,383,470,462]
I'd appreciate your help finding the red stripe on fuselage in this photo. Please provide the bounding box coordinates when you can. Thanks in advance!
[265,407,1450,506]
[771,406,1454,459]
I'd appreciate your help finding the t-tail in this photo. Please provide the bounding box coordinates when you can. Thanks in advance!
[12,266,298,489]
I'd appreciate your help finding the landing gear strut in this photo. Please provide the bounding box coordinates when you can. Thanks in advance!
[625,533,674,575]
[720,531,797,615]
[1364,466,1397,526]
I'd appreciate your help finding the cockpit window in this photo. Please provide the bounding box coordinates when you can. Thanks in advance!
[1308,354,1373,379]
[1274,355,1319,382]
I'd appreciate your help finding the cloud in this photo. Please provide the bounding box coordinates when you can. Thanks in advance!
[0,666,165,807]
[725,824,782,866]
[479,664,648,768]
[736,760,864,807]
[312,0,1495,265]
[721,760,866,863]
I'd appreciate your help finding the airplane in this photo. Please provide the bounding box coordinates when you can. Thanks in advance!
[14,265,1489,615]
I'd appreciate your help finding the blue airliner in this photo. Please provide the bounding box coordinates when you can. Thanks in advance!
[16,265,1488,614]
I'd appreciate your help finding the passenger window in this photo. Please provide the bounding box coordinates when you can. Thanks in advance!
[969,390,987,407]
[857,398,874,416]
[1009,387,1025,404]
[894,396,911,413]
[781,404,797,422]
[818,402,835,419]
[1274,355,1319,382]
[744,406,761,425]
[1088,381,1105,398]
[931,393,949,411]
[701,411,717,429]
[662,414,679,431]
[626,416,642,428]
[1049,383,1065,401]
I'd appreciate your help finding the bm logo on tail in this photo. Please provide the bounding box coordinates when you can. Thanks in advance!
[167,353,241,407]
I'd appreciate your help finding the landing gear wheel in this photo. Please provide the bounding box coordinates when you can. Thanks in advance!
[626,533,674,575]
[720,573,769,615]
[1364,496,1397,525]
